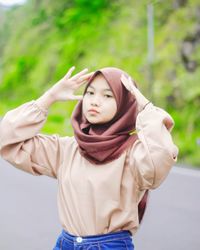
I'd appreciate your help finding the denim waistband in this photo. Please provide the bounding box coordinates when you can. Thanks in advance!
[61,229,132,244]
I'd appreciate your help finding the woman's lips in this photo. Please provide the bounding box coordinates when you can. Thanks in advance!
[88,109,99,114]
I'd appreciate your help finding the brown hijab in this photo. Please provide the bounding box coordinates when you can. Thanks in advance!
[71,67,138,165]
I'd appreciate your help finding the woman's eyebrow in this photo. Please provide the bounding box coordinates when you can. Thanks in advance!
[88,85,112,92]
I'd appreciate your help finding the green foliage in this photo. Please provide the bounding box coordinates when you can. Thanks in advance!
[0,0,199,166]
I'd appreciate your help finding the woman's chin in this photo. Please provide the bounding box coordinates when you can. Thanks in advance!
[87,119,101,124]
[86,116,102,124]
[85,114,112,124]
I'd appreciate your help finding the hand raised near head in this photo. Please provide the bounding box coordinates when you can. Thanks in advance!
[48,66,94,102]
[120,74,150,112]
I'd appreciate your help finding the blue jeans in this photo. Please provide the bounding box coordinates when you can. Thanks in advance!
[53,229,134,250]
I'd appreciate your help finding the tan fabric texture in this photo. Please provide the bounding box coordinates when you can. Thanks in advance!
[0,100,178,236]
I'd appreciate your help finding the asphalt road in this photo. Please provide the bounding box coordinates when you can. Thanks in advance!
[0,157,200,250]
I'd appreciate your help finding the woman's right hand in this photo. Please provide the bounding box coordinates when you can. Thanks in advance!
[48,66,94,102]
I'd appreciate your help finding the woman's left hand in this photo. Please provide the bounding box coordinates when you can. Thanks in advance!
[120,74,150,112]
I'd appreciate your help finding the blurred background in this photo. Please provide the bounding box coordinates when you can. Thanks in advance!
[0,0,199,167]
[0,0,200,249]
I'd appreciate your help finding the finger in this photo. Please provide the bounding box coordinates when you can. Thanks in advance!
[121,75,136,97]
[64,66,75,79]
[128,76,134,84]
[128,76,138,91]
[71,68,89,80]
[68,94,83,101]
[72,81,87,91]
[121,80,130,91]
[74,95,83,100]
[121,74,132,91]
[79,71,95,80]
[129,77,136,85]
[75,79,88,87]
[121,74,129,84]
[77,72,95,82]
[122,75,135,90]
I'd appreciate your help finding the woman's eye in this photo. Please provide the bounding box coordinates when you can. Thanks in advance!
[86,91,94,95]
[105,94,113,98]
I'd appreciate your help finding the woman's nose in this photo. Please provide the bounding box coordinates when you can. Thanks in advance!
[91,95,101,106]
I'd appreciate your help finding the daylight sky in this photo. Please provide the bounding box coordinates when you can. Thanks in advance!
[0,0,26,6]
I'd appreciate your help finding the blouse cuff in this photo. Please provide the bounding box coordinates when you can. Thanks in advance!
[32,100,49,116]
[136,103,175,132]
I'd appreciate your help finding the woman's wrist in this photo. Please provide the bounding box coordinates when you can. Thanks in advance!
[137,101,151,113]
[142,101,151,110]
[35,90,56,111]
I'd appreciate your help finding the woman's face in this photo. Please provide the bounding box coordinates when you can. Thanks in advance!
[82,74,117,124]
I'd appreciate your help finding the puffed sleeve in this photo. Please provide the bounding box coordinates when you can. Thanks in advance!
[0,100,68,178]
[129,103,178,190]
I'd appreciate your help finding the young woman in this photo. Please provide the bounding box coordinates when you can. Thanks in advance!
[0,66,178,250]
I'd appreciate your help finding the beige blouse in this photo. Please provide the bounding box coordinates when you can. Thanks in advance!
[0,100,178,236]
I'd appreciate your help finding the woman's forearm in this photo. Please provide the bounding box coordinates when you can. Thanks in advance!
[35,90,56,111]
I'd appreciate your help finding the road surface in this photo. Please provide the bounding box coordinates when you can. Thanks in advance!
[0,157,199,250]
